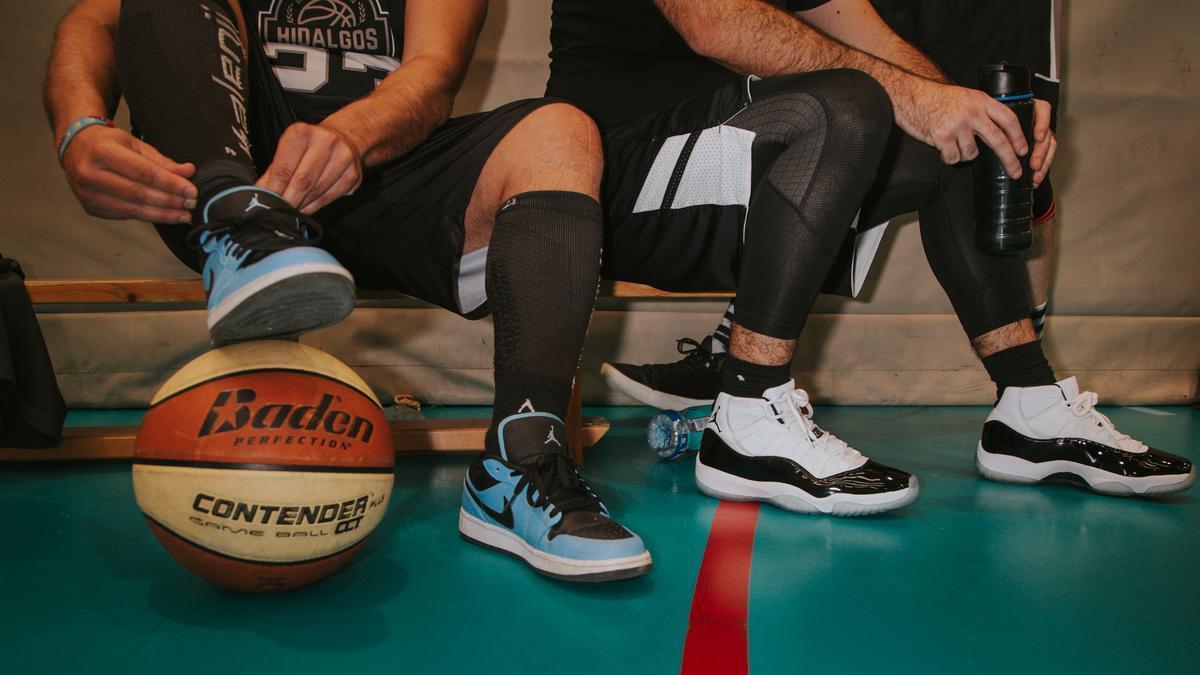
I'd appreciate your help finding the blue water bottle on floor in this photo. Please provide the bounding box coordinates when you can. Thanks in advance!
[647,405,712,460]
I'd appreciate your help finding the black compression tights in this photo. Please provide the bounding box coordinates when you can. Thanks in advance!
[118,0,298,268]
[729,71,893,339]
[117,0,261,193]
[859,131,1032,338]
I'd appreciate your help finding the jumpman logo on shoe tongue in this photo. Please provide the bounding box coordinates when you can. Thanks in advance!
[244,193,270,212]
[544,427,562,447]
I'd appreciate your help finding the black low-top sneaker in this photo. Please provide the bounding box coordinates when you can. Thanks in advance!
[600,336,724,409]
[977,377,1195,496]
[695,380,918,516]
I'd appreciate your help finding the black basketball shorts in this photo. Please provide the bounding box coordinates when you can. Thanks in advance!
[599,76,887,297]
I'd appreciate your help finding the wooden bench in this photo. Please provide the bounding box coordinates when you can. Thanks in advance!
[7,278,732,464]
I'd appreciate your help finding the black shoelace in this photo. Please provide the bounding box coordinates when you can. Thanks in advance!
[670,337,723,370]
[514,453,603,519]
[186,208,323,266]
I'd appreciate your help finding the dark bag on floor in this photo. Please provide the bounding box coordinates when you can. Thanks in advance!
[0,256,66,448]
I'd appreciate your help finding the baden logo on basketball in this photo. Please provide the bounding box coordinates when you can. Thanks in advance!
[197,388,375,446]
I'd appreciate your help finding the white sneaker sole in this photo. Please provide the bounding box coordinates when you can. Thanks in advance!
[694,458,919,516]
[976,443,1197,496]
[458,509,652,582]
[599,362,713,410]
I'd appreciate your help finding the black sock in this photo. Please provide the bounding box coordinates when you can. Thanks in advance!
[721,354,791,398]
[484,191,602,455]
[193,162,261,224]
[710,303,734,354]
[981,341,1056,398]
[490,374,572,425]
[1030,300,1049,339]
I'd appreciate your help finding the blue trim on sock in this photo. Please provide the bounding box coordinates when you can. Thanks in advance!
[496,412,563,461]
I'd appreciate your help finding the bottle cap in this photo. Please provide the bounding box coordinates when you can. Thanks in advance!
[978,62,1032,97]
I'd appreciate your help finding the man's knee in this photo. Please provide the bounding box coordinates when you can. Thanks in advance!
[490,101,603,201]
[511,103,602,171]
[751,70,892,155]
[809,70,893,149]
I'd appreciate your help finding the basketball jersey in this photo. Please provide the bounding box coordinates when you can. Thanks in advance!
[546,0,831,130]
[870,1,1059,87]
[246,0,406,123]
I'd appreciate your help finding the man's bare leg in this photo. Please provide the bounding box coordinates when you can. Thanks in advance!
[1024,217,1055,337]
[972,319,1038,359]
[1024,217,1055,309]
[729,325,794,367]
[463,103,602,252]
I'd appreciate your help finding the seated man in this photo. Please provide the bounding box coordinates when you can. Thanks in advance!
[47,0,650,581]
[871,0,1061,337]
[603,0,1065,411]
[547,0,1194,506]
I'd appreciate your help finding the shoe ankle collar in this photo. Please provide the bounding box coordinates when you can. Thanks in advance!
[761,379,798,401]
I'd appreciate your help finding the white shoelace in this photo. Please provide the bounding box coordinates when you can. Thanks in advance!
[1065,390,1146,453]
[764,388,864,469]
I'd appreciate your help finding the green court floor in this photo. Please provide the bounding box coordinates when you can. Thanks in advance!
[3,405,1197,675]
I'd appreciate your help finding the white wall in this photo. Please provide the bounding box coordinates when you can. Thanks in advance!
[5,1,1198,406]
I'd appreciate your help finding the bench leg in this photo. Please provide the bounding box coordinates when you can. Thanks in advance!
[567,364,584,465]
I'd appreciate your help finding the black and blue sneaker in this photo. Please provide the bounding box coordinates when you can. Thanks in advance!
[189,186,356,345]
[459,412,652,582]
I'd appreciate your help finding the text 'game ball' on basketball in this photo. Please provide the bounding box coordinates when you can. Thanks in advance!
[132,340,395,593]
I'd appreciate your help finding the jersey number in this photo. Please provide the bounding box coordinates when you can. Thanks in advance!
[264,43,400,93]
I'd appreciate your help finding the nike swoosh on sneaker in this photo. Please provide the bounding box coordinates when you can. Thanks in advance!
[467,486,515,529]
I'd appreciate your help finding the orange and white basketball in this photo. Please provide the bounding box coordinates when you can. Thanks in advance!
[132,340,394,592]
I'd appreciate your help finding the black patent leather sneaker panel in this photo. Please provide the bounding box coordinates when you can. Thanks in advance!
[698,430,911,496]
[981,421,1193,478]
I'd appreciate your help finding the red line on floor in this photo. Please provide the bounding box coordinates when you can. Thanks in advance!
[680,501,761,675]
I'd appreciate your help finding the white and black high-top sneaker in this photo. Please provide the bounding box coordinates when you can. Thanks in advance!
[695,380,918,516]
[977,377,1195,496]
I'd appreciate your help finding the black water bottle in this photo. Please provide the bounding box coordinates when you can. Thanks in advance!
[974,62,1035,254]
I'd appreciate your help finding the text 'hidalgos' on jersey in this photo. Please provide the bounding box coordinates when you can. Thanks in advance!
[252,0,405,99]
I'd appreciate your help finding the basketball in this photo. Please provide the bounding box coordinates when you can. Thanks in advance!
[132,340,394,592]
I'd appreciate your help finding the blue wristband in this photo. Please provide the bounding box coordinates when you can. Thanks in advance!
[57,115,114,163]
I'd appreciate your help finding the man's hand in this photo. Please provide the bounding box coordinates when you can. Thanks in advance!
[900,80,1029,178]
[256,122,363,214]
[61,125,197,224]
[1029,98,1056,188]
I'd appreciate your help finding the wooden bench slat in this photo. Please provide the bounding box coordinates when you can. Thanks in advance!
[0,416,610,463]
[25,278,733,304]
[27,279,209,304]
